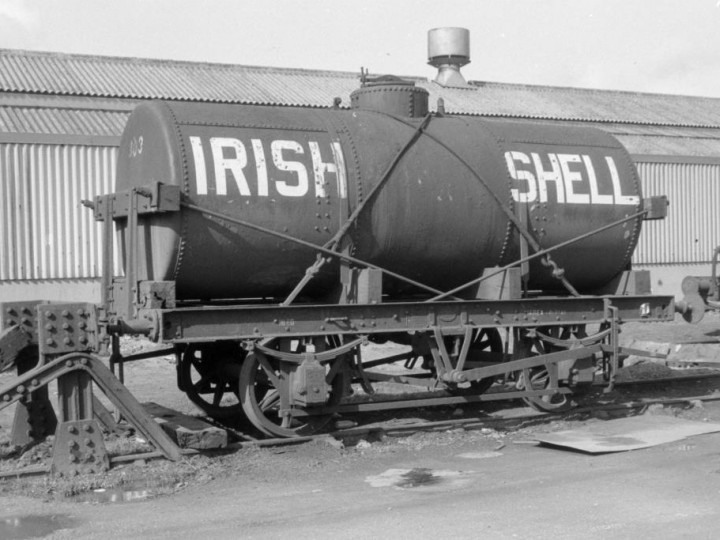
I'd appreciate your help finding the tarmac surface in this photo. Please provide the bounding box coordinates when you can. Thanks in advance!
[2,402,720,539]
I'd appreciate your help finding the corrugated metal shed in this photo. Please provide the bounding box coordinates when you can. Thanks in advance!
[3,48,720,128]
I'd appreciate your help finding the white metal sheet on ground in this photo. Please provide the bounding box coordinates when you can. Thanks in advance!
[534,415,720,453]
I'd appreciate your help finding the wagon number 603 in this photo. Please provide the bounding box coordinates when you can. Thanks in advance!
[129,136,144,158]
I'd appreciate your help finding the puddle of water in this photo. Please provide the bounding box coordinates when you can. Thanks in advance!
[395,468,439,488]
[71,485,154,504]
[0,514,80,539]
[365,468,474,490]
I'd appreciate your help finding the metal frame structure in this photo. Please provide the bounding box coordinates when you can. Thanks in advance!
[84,182,681,437]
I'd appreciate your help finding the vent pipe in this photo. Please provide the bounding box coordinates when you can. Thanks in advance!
[427,27,470,87]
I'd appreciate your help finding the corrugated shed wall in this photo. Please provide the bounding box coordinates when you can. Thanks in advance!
[633,161,720,265]
[0,143,117,280]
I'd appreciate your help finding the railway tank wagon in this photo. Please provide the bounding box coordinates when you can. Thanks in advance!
[2,31,713,475]
[117,79,644,300]
[94,73,678,438]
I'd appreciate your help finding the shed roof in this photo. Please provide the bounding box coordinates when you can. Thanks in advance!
[2,48,720,128]
[1,49,719,156]
[0,49,358,108]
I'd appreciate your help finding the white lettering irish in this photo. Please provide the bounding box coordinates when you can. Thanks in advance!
[189,135,347,199]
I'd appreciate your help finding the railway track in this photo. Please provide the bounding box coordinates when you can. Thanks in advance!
[2,370,718,479]
[180,370,720,452]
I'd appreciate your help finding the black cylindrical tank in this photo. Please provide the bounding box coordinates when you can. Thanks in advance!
[116,81,643,301]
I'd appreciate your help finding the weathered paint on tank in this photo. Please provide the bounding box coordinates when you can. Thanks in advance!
[116,100,642,300]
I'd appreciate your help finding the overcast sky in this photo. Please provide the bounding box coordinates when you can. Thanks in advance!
[1,0,719,97]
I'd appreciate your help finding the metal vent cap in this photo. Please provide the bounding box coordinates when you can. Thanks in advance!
[428,27,470,87]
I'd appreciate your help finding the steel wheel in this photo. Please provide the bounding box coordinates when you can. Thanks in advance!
[239,349,347,438]
[178,343,245,419]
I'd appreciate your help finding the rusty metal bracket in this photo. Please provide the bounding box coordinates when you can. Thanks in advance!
[90,182,181,221]
[642,195,668,220]
[138,281,177,310]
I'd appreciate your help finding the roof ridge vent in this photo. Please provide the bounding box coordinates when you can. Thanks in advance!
[428,27,470,88]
